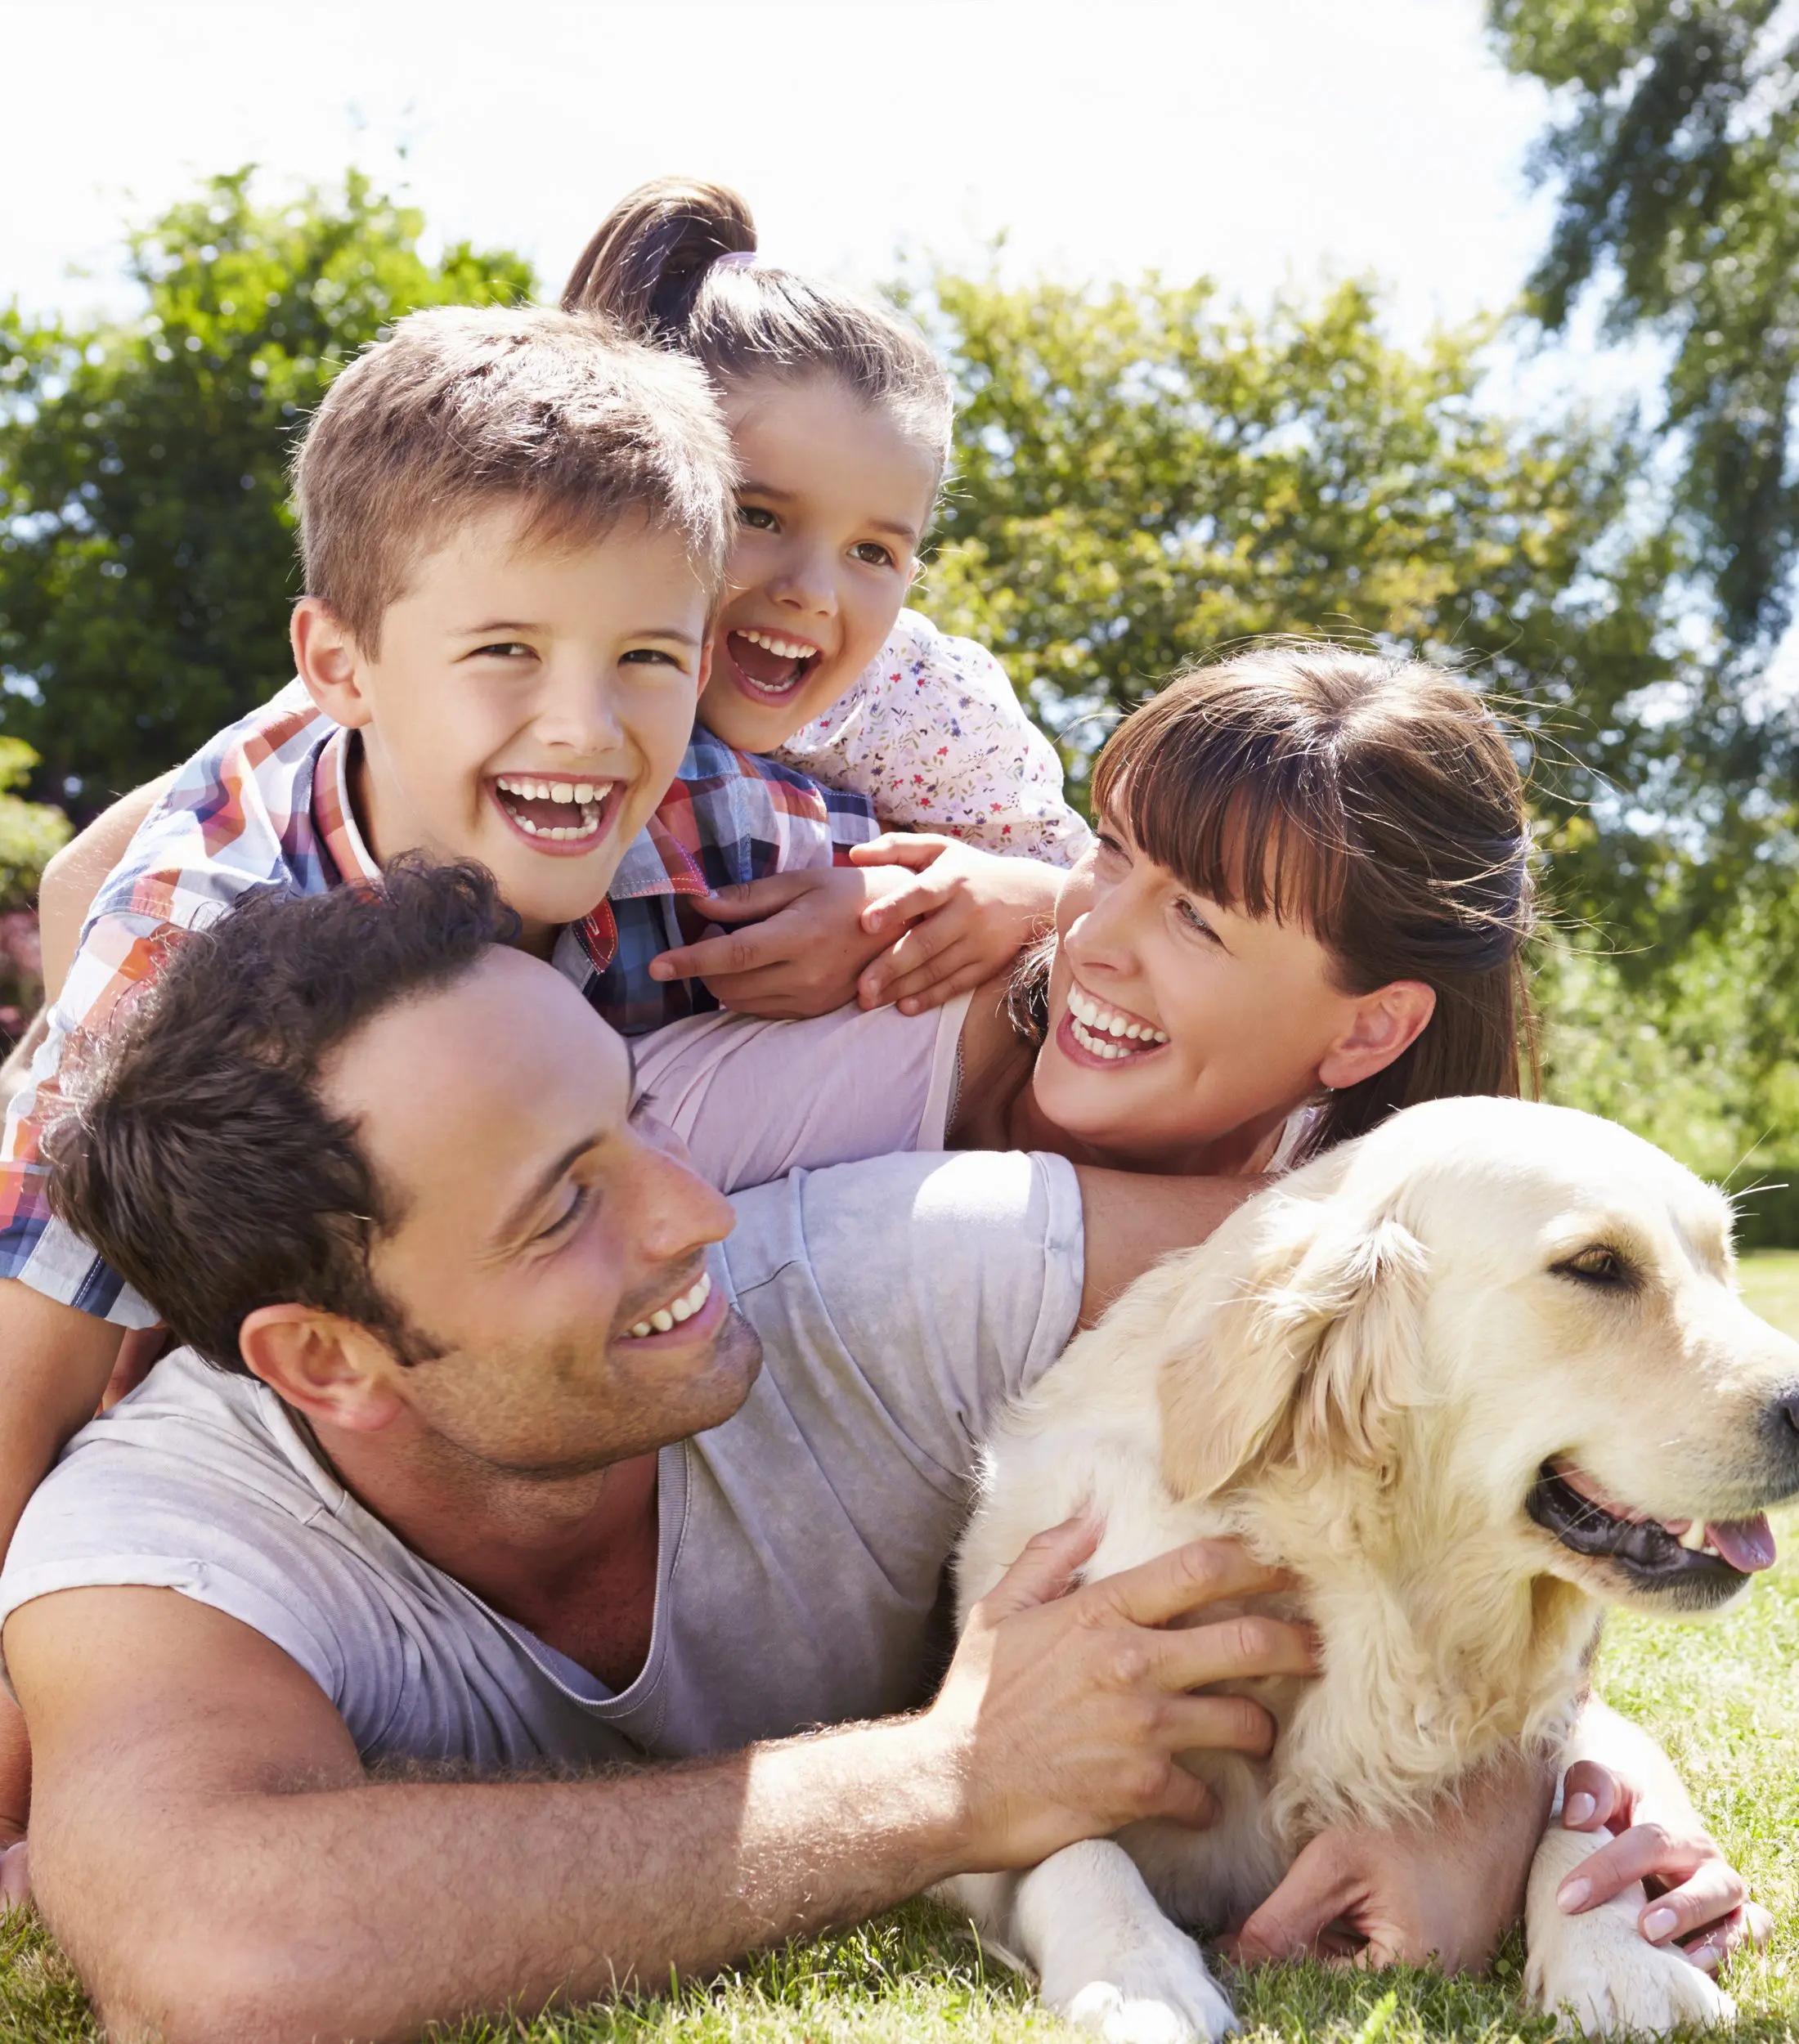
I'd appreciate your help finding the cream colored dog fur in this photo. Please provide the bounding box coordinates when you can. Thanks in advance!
[948,1096,1799,2040]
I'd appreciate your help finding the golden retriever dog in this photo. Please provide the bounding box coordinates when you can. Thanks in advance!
[947,1096,1799,2040]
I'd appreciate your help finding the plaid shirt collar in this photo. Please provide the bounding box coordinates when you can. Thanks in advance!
[312,726,383,888]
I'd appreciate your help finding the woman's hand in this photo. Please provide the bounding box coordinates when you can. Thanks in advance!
[850,834,1062,1014]
[1555,1757,1770,1972]
[0,1840,27,1915]
[1230,1744,1552,1972]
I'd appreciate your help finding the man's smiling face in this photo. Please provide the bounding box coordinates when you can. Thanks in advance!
[318,946,760,1476]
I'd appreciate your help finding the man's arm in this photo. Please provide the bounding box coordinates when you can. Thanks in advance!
[1071,1165,1267,1327]
[11,1529,1314,2044]
[0,1283,123,1557]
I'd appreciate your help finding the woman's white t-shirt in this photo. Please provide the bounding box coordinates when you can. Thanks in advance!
[635,995,971,1195]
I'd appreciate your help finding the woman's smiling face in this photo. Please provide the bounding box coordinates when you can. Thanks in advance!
[1032,810,1429,1174]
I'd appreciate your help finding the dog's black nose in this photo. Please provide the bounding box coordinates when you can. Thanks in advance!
[1783,1383,1799,1441]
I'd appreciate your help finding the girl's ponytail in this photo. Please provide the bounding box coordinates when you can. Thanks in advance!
[562,178,756,341]
[563,177,953,485]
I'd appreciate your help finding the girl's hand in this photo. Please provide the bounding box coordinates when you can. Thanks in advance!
[1555,1759,1770,1971]
[647,866,913,1019]
[850,835,1063,1014]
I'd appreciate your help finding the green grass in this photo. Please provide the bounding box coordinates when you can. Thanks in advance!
[6,1269,1799,2042]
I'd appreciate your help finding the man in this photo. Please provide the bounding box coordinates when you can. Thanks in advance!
[2,863,1555,2043]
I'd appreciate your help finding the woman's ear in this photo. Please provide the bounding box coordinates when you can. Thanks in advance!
[291,598,374,730]
[238,1303,406,1433]
[1317,980,1437,1093]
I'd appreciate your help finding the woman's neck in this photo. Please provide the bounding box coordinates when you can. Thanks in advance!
[1003,1069,1299,1181]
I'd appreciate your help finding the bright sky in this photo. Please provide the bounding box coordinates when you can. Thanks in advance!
[5,0,1557,341]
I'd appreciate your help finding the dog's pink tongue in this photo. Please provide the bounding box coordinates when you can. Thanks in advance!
[1707,1515,1777,1572]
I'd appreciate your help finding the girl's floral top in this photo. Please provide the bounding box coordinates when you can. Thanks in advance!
[771,610,1092,867]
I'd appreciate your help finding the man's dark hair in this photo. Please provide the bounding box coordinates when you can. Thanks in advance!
[45,858,518,1374]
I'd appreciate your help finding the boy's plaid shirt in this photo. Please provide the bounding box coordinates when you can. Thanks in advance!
[0,682,876,1325]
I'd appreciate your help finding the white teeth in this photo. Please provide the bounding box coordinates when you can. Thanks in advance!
[1676,1522,1712,1553]
[496,777,610,844]
[621,1271,712,1340]
[738,628,815,661]
[1066,984,1169,1051]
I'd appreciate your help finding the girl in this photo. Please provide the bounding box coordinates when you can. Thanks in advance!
[563,177,1092,867]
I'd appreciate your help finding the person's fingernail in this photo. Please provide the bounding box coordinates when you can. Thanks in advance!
[1643,1907,1678,1942]
[1558,1877,1590,1912]
[1564,1791,1596,1827]
[649,961,670,979]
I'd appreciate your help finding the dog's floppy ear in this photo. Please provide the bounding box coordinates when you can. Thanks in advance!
[1160,1177,1429,1500]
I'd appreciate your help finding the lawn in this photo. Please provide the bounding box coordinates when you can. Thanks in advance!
[3,1271,1797,2042]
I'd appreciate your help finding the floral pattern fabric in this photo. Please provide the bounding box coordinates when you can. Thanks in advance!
[771,610,1092,867]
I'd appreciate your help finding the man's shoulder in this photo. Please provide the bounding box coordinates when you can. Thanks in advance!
[14,1350,325,1535]
[718,1150,1086,1471]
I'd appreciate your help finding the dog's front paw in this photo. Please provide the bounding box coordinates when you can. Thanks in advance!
[1528,1908,1735,2037]
[1043,1926,1239,2044]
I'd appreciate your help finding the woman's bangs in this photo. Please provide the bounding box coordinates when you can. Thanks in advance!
[1104,729,1348,935]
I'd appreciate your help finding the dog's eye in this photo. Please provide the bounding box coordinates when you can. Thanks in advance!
[1554,1244,1633,1289]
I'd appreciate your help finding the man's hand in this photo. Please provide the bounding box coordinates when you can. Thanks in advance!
[1555,1758,1770,1973]
[923,1518,1318,1872]
[648,867,913,1019]
[1231,1746,1552,1973]
[850,836,1063,1015]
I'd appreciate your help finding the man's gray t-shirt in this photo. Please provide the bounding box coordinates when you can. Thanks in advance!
[0,1150,1083,1769]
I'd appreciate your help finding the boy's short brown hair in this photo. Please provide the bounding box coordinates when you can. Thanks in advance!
[293,305,736,652]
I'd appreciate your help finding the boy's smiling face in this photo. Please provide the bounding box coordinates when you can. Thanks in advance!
[294,503,711,954]
[700,375,939,755]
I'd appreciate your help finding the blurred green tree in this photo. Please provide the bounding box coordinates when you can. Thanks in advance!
[0,170,532,811]
[0,741,69,911]
[1488,0,1799,652]
[911,267,1703,940]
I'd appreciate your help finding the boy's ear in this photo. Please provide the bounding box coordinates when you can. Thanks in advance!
[696,630,715,696]
[291,598,374,730]
[238,1302,406,1433]
[1317,980,1436,1094]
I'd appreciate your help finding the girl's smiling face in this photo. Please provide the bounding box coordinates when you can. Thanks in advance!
[700,374,940,754]
[1031,810,1435,1175]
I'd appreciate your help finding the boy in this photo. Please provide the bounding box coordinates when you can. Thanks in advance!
[0,305,886,1846]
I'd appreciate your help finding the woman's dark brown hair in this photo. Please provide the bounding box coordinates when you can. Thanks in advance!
[561,177,953,482]
[1085,643,1537,1161]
